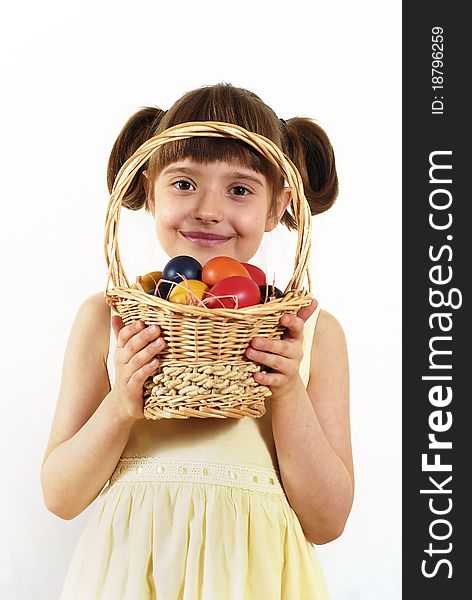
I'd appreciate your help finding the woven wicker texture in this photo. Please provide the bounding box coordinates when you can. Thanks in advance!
[104,121,313,419]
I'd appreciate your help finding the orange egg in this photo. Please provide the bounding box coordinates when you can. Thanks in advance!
[202,256,250,287]
[132,271,162,293]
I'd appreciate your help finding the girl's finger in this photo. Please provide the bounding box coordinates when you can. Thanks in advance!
[128,338,164,372]
[246,347,292,373]
[123,325,164,359]
[250,336,300,359]
[115,319,146,349]
[280,313,305,341]
[279,298,318,341]
[254,370,286,387]
[111,315,125,340]
[297,298,318,322]
[128,358,160,389]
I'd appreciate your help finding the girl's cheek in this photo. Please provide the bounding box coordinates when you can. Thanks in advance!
[155,206,181,227]
[238,214,263,237]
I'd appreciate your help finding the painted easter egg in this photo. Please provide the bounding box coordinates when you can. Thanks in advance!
[151,280,173,300]
[202,256,251,287]
[259,285,284,303]
[204,276,260,309]
[162,255,202,283]
[241,263,267,287]
[132,271,162,293]
[168,280,209,305]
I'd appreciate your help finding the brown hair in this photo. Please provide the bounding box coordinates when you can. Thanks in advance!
[107,82,338,231]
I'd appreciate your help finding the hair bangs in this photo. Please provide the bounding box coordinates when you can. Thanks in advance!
[148,137,280,186]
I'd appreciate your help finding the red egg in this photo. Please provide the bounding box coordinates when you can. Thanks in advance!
[202,256,251,287]
[241,263,267,286]
[204,276,261,309]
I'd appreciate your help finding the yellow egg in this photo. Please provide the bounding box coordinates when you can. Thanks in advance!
[168,280,209,305]
[132,271,163,293]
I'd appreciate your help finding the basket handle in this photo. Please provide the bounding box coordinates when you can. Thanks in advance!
[104,121,312,295]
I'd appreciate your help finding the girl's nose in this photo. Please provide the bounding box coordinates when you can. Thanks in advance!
[191,192,224,223]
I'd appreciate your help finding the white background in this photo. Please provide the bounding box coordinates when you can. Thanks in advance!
[0,1,401,598]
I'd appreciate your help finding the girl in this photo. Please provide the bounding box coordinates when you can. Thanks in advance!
[42,82,353,599]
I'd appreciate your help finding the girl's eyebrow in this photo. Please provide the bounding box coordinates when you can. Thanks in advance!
[162,165,264,187]
[230,171,264,187]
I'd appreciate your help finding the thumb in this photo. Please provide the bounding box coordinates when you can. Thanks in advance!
[111,314,125,340]
[297,298,318,323]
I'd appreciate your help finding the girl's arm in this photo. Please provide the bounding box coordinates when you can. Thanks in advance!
[41,292,163,520]
[41,292,133,519]
[270,309,354,545]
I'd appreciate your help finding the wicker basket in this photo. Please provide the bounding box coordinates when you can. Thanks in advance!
[104,121,313,420]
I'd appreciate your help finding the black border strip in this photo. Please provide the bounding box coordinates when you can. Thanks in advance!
[403,3,469,596]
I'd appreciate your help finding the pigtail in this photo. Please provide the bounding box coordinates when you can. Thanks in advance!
[280,117,339,230]
[106,107,167,211]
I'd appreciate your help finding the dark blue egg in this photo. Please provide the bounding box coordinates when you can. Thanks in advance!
[259,284,284,303]
[151,280,173,300]
[162,255,202,284]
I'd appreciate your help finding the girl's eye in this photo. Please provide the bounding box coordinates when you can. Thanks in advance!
[173,180,194,191]
[231,185,251,197]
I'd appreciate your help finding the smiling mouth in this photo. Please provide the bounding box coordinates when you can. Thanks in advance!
[180,231,233,247]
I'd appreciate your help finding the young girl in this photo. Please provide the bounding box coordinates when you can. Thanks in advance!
[42,82,353,599]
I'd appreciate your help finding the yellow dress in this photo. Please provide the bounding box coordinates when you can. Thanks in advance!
[60,305,329,599]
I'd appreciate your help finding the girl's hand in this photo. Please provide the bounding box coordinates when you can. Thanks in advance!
[245,299,318,401]
[111,316,166,422]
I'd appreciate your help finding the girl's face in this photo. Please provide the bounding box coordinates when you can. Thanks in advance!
[143,158,291,265]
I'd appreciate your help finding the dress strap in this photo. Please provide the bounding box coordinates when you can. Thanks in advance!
[298,304,321,387]
[106,312,117,386]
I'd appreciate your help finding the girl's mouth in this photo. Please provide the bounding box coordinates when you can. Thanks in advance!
[179,231,233,247]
